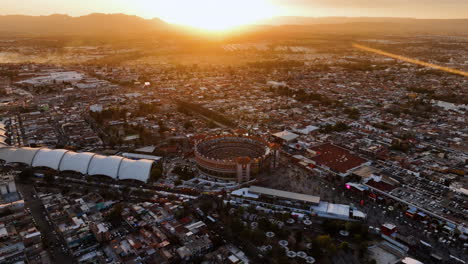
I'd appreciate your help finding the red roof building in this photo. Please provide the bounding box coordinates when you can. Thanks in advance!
[308,143,369,176]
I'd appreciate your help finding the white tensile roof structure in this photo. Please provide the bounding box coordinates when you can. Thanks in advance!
[0,147,16,163]
[32,148,70,170]
[3,147,41,165]
[118,159,153,182]
[59,152,95,174]
[0,147,154,183]
[87,155,124,179]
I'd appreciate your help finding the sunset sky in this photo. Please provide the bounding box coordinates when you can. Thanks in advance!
[2,0,468,29]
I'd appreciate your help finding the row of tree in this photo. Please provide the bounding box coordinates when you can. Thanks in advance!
[176,100,236,127]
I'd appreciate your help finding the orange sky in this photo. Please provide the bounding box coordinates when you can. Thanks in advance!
[2,0,467,23]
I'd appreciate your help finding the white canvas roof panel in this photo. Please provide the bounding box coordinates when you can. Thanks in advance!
[32,149,69,170]
[0,146,153,183]
[7,147,41,165]
[59,152,95,174]
[118,159,153,182]
[88,155,123,179]
[0,147,16,163]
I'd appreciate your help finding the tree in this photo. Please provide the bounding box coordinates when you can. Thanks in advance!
[240,229,251,240]
[174,179,182,186]
[18,168,34,183]
[322,219,342,235]
[251,229,264,245]
[295,230,303,244]
[390,139,409,152]
[200,200,212,213]
[358,241,368,257]
[339,241,349,251]
[316,235,332,248]
[150,162,164,182]
[315,235,337,255]
[344,107,360,120]
[207,120,217,128]
[150,167,163,182]
[158,120,168,133]
[183,121,193,129]
[44,174,55,185]
[270,244,289,264]
[173,165,195,180]
[105,203,123,224]
[231,218,244,234]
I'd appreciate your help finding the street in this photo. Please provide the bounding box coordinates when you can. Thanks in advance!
[16,182,74,264]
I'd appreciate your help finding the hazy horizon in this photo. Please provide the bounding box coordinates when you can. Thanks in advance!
[2,0,468,30]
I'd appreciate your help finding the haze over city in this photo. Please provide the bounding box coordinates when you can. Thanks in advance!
[0,1,467,264]
[2,0,468,30]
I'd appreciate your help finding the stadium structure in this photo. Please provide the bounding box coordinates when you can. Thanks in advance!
[0,147,156,183]
[194,135,280,182]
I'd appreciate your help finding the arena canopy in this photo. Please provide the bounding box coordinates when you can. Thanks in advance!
[118,159,153,182]
[87,155,124,179]
[59,152,95,174]
[0,147,16,163]
[32,149,70,170]
[0,147,154,183]
[3,147,41,165]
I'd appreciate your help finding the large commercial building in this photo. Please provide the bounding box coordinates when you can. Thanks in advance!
[308,143,370,178]
[194,135,280,182]
[231,186,366,221]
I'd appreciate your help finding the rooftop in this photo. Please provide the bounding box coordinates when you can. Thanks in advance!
[309,143,368,174]
[272,131,299,142]
[249,186,320,204]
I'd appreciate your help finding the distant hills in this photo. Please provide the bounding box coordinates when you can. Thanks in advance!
[0,13,169,36]
[257,16,468,34]
[258,16,420,25]
[0,13,467,37]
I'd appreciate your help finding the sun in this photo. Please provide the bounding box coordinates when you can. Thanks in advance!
[152,0,276,31]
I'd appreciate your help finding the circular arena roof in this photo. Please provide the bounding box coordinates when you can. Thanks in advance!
[195,135,270,162]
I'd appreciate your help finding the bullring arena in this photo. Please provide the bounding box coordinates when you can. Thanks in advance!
[194,135,280,182]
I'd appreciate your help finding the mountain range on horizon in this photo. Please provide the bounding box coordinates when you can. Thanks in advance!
[0,13,467,36]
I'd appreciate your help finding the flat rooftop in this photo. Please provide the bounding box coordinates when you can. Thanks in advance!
[309,143,368,174]
[249,186,320,204]
[272,131,299,142]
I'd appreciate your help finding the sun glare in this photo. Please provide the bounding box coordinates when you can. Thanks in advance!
[151,0,275,31]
